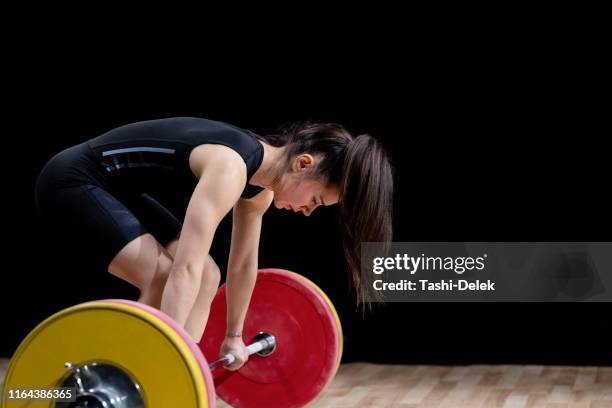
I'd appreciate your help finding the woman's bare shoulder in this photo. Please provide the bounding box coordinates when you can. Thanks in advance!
[189,144,246,179]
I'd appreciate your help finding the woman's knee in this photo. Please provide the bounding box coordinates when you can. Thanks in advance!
[200,256,221,293]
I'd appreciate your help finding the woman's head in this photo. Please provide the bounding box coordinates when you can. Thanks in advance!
[261,122,394,314]
[271,166,340,216]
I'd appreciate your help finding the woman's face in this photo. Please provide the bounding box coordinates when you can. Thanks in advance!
[272,154,339,216]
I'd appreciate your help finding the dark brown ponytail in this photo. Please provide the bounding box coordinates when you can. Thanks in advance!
[338,135,394,314]
[261,122,394,314]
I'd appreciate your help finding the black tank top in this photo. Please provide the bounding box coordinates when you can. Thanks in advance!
[87,117,265,199]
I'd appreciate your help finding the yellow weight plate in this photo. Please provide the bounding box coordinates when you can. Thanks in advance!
[2,300,210,408]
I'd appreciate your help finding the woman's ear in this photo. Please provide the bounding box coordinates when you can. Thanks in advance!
[293,154,315,172]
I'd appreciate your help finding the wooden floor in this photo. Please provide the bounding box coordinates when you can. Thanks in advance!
[2,359,611,407]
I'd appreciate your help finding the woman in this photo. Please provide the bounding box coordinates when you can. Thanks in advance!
[35,117,393,370]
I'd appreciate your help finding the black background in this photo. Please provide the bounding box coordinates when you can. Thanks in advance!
[3,33,610,366]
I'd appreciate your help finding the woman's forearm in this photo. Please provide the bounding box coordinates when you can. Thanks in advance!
[161,265,202,325]
[225,262,258,334]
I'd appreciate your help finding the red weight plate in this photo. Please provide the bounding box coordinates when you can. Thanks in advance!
[200,269,342,408]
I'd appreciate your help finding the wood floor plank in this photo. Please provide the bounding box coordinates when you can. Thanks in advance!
[1,359,610,407]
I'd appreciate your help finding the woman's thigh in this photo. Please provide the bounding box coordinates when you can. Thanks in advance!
[37,183,149,270]
[108,233,174,291]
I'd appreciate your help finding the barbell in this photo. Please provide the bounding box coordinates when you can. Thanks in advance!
[2,269,343,407]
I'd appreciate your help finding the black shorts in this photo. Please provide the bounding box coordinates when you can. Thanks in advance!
[35,142,182,268]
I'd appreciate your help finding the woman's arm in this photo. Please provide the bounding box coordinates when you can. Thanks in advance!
[219,190,272,371]
[160,147,246,325]
[225,190,274,335]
